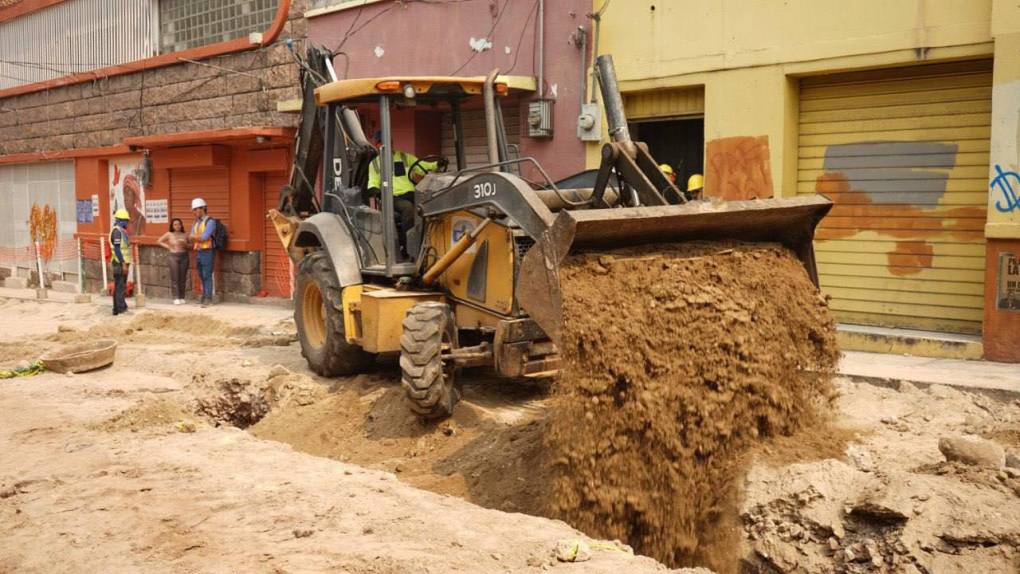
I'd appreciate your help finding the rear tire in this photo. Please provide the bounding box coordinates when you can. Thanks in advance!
[294,252,373,376]
[400,302,459,419]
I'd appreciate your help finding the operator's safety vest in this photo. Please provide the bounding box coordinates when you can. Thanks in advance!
[192,216,213,250]
[109,226,131,265]
[370,151,416,197]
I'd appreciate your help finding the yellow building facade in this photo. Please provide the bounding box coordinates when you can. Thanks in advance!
[593,0,1020,362]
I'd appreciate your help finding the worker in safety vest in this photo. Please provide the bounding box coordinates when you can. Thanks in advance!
[109,209,131,316]
[686,173,704,201]
[367,131,447,258]
[190,197,217,307]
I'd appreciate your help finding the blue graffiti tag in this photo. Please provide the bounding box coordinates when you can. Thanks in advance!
[991,164,1020,213]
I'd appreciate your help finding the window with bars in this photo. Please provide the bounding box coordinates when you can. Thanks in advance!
[158,0,278,53]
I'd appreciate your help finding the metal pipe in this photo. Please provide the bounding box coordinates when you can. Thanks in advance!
[483,69,501,169]
[536,0,544,98]
[422,218,492,286]
[379,95,398,272]
[100,236,108,292]
[34,241,45,290]
[451,99,466,171]
[576,26,587,112]
[76,237,84,294]
[589,12,601,104]
[595,54,633,146]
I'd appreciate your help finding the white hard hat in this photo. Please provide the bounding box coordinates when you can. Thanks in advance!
[191,197,207,209]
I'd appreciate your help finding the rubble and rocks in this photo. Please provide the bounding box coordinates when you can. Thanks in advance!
[939,436,1006,468]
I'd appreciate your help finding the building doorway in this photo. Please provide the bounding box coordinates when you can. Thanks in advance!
[630,117,704,193]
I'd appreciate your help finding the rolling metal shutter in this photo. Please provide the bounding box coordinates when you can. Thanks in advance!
[441,104,520,169]
[262,172,291,298]
[798,60,992,334]
[169,167,230,230]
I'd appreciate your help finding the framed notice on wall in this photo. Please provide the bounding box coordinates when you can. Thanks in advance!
[998,253,1020,311]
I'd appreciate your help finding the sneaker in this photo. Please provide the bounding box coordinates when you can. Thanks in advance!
[174,299,184,305]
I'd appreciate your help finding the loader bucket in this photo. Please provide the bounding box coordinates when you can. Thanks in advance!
[516,195,833,346]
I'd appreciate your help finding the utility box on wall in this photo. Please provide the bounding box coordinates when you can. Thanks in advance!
[527,100,554,138]
[576,103,602,141]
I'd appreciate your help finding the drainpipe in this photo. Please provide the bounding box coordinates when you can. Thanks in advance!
[536,0,544,98]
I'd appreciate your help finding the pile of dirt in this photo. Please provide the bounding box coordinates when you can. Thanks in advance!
[93,397,195,433]
[546,242,840,572]
[44,311,276,348]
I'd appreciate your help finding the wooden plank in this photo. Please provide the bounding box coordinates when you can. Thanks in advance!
[818,274,985,296]
[800,86,992,113]
[830,310,981,334]
[801,191,988,206]
[815,251,984,270]
[799,113,989,136]
[801,72,990,100]
[815,228,985,242]
[798,152,989,171]
[823,286,984,309]
[799,126,991,147]
[819,216,985,232]
[798,178,988,193]
[817,262,984,283]
[799,100,992,123]
[798,165,988,181]
[815,239,986,257]
[826,298,984,322]
[800,139,989,159]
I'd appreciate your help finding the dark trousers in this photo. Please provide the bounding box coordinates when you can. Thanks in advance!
[112,262,128,315]
[394,195,415,255]
[196,249,215,301]
[169,252,189,299]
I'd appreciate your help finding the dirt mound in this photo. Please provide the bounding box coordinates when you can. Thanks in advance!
[94,397,195,433]
[44,311,269,348]
[251,375,553,515]
[546,242,840,572]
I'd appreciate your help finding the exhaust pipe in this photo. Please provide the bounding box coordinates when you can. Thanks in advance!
[595,54,633,153]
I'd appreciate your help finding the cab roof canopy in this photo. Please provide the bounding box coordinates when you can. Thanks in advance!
[314,75,536,106]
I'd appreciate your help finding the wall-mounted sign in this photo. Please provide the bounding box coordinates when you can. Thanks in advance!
[145,199,168,224]
[91,194,99,217]
[76,199,94,224]
[998,252,1020,311]
[109,157,149,235]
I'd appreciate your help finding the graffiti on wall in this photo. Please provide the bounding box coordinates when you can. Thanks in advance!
[705,135,773,200]
[812,140,988,276]
[108,157,148,236]
[990,164,1020,213]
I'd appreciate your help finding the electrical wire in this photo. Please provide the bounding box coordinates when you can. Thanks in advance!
[450,0,510,75]
[503,0,539,74]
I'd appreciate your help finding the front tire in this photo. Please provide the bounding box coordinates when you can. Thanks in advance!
[294,252,373,376]
[400,302,459,419]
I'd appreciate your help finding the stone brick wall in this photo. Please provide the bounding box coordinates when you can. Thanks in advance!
[0,0,307,155]
[82,247,261,302]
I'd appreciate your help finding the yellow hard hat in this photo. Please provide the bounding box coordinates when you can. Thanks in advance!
[114,208,130,220]
[659,163,674,175]
[687,174,704,192]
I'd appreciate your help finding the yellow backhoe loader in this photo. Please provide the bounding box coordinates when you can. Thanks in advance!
[271,50,832,418]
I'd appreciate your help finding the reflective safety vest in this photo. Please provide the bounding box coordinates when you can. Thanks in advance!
[368,151,437,197]
[109,226,131,265]
[191,216,213,250]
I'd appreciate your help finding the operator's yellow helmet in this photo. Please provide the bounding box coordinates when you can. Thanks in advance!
[658,163,674,176]
[114,208,130,221]
[686,173,704,192]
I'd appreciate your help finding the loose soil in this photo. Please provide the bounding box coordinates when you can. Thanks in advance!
[2,285,1018,573]
[546,242,841,572]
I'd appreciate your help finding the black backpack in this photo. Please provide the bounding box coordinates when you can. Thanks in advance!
[211,218,228,250]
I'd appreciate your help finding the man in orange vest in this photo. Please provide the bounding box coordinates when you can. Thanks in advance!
[190,197,217,307]
[110,209,131,316]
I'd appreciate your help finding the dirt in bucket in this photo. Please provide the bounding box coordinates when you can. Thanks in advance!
[545,241,840,573]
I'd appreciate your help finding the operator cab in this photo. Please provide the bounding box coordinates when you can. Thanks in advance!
[313,76,519,278]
